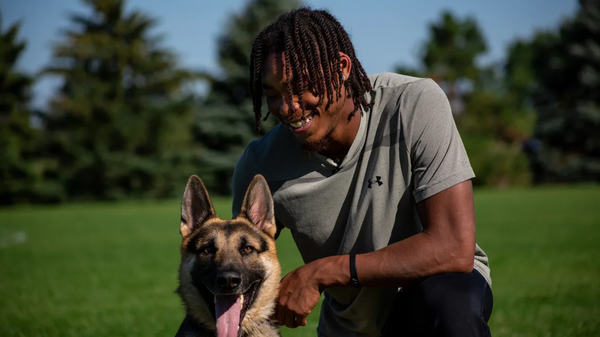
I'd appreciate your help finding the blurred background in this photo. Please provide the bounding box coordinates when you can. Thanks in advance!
[0,0,598,336]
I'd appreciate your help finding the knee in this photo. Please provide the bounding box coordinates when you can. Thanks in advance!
[417,274,485,323]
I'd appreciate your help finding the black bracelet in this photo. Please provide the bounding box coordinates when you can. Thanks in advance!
[349,254,360,288]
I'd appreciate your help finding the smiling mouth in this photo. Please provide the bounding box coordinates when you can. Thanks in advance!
[285,111,316,131]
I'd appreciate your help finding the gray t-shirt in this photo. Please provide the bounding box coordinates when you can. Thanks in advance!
[232,73,491,337]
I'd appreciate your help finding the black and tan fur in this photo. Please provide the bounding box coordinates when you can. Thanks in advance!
[175,175,281,337]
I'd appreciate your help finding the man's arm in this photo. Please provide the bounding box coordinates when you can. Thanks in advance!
[351,179,475,286]
[276,179,476,327]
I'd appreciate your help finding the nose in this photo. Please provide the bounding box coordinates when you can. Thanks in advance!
[279,98,300,117]
[216,271,241,291]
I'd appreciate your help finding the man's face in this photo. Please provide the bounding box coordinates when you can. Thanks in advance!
[261,52,349,154]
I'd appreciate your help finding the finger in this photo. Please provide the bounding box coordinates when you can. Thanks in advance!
[276,303,286,326]
[270,297,279,321]
[297,315,307,326]
[285,311,298,329]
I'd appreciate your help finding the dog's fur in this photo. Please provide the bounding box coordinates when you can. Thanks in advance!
[174,175,281,337]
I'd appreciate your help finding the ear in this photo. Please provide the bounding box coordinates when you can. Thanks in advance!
[180,175,216,238]
[239,175,276,238]
[339,52,352,82]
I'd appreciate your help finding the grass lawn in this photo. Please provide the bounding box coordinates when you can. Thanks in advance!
[0,186,599,336]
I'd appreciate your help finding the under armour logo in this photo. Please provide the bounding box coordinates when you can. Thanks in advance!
[368,176,383,188]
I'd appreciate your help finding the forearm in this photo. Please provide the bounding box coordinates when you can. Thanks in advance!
[313,231,474,290]
[355,230,475,287]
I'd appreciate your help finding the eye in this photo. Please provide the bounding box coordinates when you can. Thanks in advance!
[199,245,215,254]
[243,246,255,254]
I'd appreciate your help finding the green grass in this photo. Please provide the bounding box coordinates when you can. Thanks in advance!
[0,186,599,336]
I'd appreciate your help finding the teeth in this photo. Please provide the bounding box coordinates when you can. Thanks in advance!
[289,121,303,128]
[289,115,313,129]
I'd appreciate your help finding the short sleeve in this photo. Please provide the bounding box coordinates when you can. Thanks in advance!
[401,79,475,202]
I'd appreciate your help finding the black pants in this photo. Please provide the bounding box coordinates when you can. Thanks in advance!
[382,270,493,337]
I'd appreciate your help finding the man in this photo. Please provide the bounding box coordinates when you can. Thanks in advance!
[232,7,493,337]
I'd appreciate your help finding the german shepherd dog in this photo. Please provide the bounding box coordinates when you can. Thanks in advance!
[174,175,281,337]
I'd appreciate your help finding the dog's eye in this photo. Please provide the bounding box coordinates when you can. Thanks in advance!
[243,246,254,254]
[200,246,215,254]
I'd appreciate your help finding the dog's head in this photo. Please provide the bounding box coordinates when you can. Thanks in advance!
[177,174,280,337]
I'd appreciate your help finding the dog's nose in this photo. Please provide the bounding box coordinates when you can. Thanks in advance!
[216,271,241,290]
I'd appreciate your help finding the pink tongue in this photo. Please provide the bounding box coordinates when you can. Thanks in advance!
[215,295,242,337]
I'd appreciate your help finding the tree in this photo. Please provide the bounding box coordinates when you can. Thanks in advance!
[0,14,45,204]
[194,0,301,194]
[396,11,487,115]
[503,0,600,183]
[527,0,600,182]
[42,0,200,200]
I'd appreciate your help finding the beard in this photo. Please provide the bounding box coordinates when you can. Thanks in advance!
[299,109,342,156]
[301,135,330,155]
[300,126,335,155]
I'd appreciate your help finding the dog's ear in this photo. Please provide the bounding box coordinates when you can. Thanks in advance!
[180,175,216,238]
[240,175,276,238]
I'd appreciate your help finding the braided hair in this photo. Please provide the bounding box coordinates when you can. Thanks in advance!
[249,7,373,132]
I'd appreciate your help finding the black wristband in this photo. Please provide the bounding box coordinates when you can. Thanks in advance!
[349,254,360,288]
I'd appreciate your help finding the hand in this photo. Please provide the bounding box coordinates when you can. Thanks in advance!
[276,262,323,328]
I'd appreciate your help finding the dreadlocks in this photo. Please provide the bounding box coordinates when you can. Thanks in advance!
[249,7,373,132]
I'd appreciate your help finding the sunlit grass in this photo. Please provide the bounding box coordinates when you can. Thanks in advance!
[0,186,598,336]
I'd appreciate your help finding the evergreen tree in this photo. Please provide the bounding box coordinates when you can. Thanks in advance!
[396,11,487,114]
[529,0,600,182]
[42,0,199,200]
[504,0,600,183]
[422,11,487,115]
[194,0,301,194]
[0,14,44,204]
